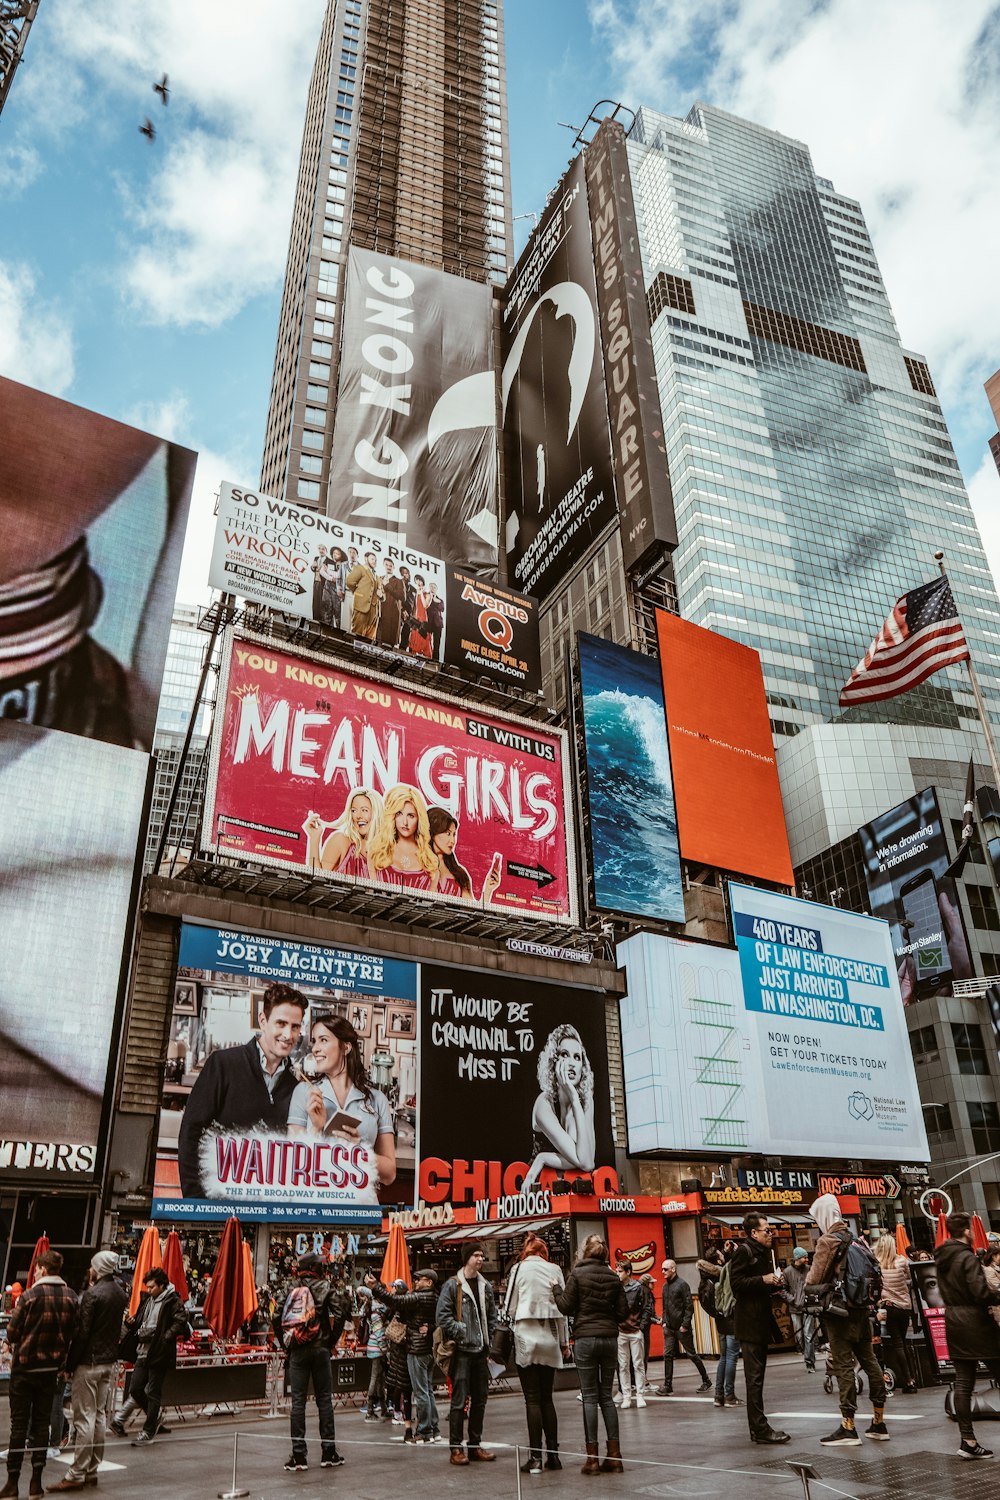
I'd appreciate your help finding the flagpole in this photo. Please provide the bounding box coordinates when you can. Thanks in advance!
[935,550,1000,790]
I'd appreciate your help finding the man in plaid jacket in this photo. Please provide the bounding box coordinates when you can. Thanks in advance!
[2,1251,78,1498]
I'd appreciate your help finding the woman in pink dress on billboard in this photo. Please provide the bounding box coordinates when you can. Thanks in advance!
[302,786,383,877]
[406,577,434,658]
[428,805,502,905]
[368,784,439,891]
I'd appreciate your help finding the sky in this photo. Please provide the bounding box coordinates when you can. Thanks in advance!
[2,0,999,606]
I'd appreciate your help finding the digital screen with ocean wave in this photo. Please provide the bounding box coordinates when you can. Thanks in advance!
[578,632,685,924]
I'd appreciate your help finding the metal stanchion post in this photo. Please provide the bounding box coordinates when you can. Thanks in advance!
[514,1443,523,1500]
[218,1431,250,1499]
[786,1459,821,1500]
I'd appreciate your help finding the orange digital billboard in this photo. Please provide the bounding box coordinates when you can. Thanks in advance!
[655,611,793,887]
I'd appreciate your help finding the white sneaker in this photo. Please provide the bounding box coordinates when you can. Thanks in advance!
[620,1395,632,1410]
[636,1395,647,1409]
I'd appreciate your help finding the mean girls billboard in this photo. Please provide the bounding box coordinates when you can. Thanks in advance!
[204,633,577,922]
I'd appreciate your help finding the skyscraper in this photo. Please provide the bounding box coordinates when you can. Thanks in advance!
[260,0,512,506]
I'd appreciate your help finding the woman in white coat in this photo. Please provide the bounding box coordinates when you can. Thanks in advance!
[505,1233,570,1475]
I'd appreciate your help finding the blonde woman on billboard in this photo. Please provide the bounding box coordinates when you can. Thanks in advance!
[368,784,439,891]
[428,805,501,905]
[302,787,384,877]
[287,1012,396,1192]
[521,1025,596,1192]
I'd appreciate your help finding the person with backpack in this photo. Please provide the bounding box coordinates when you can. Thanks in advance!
[614,1263,651,1407]
[935,1210,1000,1459]
[698,1247,740,1407]
[805,1194,888,1447]
[373,1270,441,1443]
[656,1260,712,1395]
[436,1243,498,1466]
[271,1254,347,1473]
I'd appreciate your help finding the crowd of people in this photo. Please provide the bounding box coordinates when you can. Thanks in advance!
[3,1202,1000,1492]
[309,547,444,658]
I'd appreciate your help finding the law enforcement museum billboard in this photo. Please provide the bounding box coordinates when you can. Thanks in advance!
[0,375,195,1182]
[619,886,929,1162]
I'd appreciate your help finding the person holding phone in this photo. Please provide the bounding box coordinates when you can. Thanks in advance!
[287,1014,396,1190]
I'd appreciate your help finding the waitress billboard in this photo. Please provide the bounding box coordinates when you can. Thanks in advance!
[204,633,577,923]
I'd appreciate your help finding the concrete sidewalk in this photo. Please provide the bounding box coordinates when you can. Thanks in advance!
[2,1355,990,1500]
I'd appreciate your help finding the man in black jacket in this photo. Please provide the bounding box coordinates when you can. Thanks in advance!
[729,1213,789,1445]
[375,1271,441,1442]
[177,983,305,1198]
[271,1255,347,1472]
[656,1260,711,1396]
[115,1268,188,1448]
[48,1252,128,1491]
[936,1211,1000,1459]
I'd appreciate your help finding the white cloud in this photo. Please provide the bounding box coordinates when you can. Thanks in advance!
[0,261,74,394]
[967,451,1000,592]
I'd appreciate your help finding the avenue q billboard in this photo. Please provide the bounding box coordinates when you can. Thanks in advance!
[619,887,929,1162]
[204,633,577,922]
[656,610,793,887]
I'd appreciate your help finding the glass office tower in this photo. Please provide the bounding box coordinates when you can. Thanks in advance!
[626,103,1000,739]
[260,0,512,506]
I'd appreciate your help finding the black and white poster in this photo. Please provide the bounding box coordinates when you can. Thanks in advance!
[417,966,616,1208]
[326,249,499,574]
[502,153,617,602]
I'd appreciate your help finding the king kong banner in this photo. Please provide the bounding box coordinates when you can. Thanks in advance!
[204,633,576,922]
[417,966,617,1210]
[152,923,418,1223]
[857,787,972,1004]
[325,249,499,573]
[209,484,541,694]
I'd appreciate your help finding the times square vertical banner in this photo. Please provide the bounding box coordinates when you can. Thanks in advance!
[417,966,618,1212]
[502,152,618,602]
[326,248,499,573]
[203,632,577,922]
[152,923,418,1223]
[0,374,195,1183]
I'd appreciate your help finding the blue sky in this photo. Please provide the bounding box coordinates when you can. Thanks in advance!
[2,0,999,602]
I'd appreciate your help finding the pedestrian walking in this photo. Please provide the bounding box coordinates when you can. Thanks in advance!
[729,1213,789,1445]
[698,1248,740,1407]
[506,1233,569,1474]
[873,1233,917,1394]
[435,1243,497,1466]
[269,1255,346,1472]
[614,1264,651,1407]
[638,1274,658,1367]
[935,1211,1000,1459]
[804,1194,887,1447]
[374,1269,441,1443]
[656,1260,711,1395]
[112,1266,188,1448]
[361,1275,390,1421]
[2,1251,77,1499]
[781,1248,818,1372]
[47,1252,127,1492]
[554,1234,628,1476]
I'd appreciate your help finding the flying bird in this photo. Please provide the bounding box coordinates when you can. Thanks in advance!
[139,117,156,142]
[153,73,169,105]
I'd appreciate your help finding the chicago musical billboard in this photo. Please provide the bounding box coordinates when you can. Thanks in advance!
[204,634,577,922]
[656,610,793,886]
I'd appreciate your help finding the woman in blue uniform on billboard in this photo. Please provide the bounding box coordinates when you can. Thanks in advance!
[286,1012,396,1195]
[521,1025,596,1192]
[368,784,440,891]
[302,786,383,878]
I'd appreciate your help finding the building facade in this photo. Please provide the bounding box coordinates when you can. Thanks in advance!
[259,0,513,506]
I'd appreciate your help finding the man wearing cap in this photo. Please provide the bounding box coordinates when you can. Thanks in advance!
[781,1248,817,1373]
[436,1243,497,1466]
[374,1269,441,1443]
[47,1253,127,1492]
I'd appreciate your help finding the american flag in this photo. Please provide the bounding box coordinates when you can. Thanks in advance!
[839,573,969,707]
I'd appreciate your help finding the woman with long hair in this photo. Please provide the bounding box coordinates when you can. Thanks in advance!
[427,806,503,905]
[505,1234,568,1474]
[874,1232,916,1393]
[554,1235,627,1475]
[406,577,433,658]
[521,1025,596,1192]
[302,787,383,877]
[367,784,439,891]
[287,1013,396,1190]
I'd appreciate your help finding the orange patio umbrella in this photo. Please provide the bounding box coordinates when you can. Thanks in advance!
[26,1233,50,1288]
[380,1222,411,1289]
[894,1222,911,1256]
[163,1230,189,1304]
[934,1211,949,1248]
[204,1217,256,1339]
[971,1213,991,1252]
[129,1226,163,1316]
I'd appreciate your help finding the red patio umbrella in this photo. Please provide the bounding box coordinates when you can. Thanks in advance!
[934,1211,949,1248]
[129,1226,164,1316]
[163,1230,189,1304]
[894,1222,911,1256]
[240,1239,258,1329]
[26,1233,50,1288]
[380,1222,411,1289]
[971,1213,991,1252]
[204,1217,256,1338]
